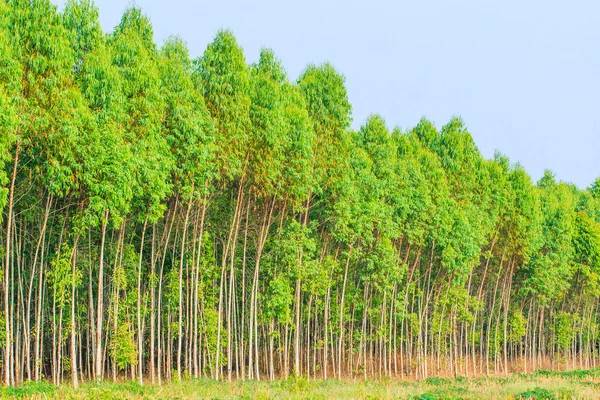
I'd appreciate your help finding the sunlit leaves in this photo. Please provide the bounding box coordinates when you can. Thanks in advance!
[0,1,20,213]
[160,36,215,200]
[195,29,251,181]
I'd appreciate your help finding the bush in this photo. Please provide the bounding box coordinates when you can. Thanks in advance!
[1,381,56,398]
[518,387,557,400]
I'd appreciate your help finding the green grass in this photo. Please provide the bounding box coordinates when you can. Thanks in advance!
[3,369,600,399]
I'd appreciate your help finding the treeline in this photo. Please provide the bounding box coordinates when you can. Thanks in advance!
[0,0,599,387]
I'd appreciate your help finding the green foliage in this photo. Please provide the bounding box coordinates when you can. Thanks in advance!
[263,276,293,324]
[551,311,579,352]
[62,0,133,227]
[7,0,89,198]
[47,245,81,309]
[517,387,557,399]
[1,381,56,398]
[109,5,172,222]
[522,178,576,304]
[195,29,252,181]
[572,211,600,296]
[0,1,20,213]
[508,309,527,345]
[160,35,215,199]
[298,62,351,197]
[0,1,599,388]
[4,372,599,399]
[109,321,137,371]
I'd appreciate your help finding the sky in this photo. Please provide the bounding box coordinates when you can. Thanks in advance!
[52,0,600,189]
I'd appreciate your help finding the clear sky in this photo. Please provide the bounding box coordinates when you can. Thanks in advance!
[52,0,600,189]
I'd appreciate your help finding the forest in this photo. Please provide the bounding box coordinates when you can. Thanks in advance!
[0,0,599,389]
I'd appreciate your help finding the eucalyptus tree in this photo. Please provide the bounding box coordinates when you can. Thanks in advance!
[497,163,541,372]
[159,35,215,382]
[339,115,402,378]
[3,0,93,385]
[63,0,139,383]
[107,6,173,384]
[297,63,352,378]
[62,0,119,386]
[245,49,316,380]
[243,48,286,381]
[0,0,598,384]
[394,121,454,378]
[194,29,252,380]
[0,1,20,386]
[515,171,576,370]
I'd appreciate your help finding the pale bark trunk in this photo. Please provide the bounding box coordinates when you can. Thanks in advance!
[4,141,19,385]
[137,220,147,384]
[95,210,109,381]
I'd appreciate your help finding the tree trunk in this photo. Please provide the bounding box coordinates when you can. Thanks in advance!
[95,210,109,381]
[71,238,80,388]
[4,141,19,385]
[137,220,147,384]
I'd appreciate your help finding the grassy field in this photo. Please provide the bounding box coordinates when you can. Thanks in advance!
[3,369,600,399]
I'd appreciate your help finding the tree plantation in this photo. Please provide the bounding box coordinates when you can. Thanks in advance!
[0,0,599,389]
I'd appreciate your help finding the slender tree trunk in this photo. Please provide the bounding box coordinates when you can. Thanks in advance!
[294,277,301,377]
[71,238,80,388]
[337,250,352,379]
[137,220,147,384]
[158,200,178,385]
[178,200,193,381]
[248,199,275,380]
[226,186,244,381]
[4,141,19,385]
[95,210,109,381]
[149,224,157,384]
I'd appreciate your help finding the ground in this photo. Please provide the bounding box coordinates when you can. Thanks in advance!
[3,369,600,399]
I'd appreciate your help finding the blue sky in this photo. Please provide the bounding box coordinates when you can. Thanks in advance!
[53,0,599,188]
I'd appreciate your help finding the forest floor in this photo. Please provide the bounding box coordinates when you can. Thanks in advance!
[3,369,600,399]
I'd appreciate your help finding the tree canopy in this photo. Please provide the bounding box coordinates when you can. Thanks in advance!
[0,0,598,386]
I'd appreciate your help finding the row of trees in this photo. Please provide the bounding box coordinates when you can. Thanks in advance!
[0,0,599,387]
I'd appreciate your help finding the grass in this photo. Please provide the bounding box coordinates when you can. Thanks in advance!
[3,369,600,399]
